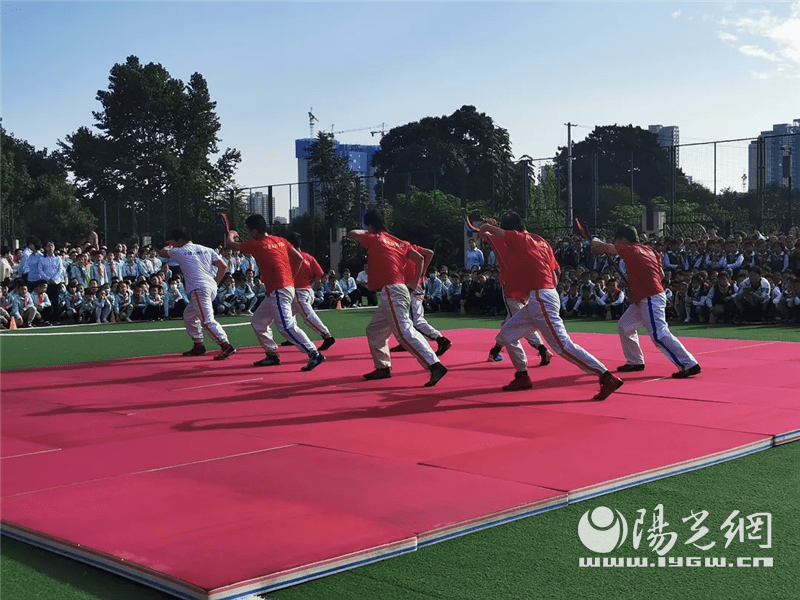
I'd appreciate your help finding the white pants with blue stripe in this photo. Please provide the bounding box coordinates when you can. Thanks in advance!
[618,292,698,369]
[251,286,316,354]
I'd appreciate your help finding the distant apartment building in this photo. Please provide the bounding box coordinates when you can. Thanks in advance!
[748,120,800,191]
[648,125,680,167]
[295,139,381,216]
[248,191,276,224]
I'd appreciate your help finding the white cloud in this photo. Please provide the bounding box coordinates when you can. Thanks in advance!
[671,10,681,19]
[738,45,779,62]
[715,1,800,78]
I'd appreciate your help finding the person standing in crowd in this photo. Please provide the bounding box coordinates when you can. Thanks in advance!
[226,215,325,371]
[159,228,236,360]
[592,225,701,378]
[482,213,622,399]
[1,246,15,285]
[39,241,65,320]
[348,207,448,387]
[465,237,484,272]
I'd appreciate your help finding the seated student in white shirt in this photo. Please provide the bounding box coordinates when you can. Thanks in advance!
[323,273,347,308]
[166,277,189,319]
[80,290,96,323]
[252,275,266,310]
[232,274,257,316]
[30,281,53,326]
[355,261,377,306]
[312,280,325,309]
[339,269,358,307]
[116,281,134,322]
[215,274,236,315]
[8,280,39,327]
[92,288,113,324]
[59,282,80,323]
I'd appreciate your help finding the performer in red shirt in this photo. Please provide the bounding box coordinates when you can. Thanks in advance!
[480,212,623,399]
[390,243,452,357]
[479,217,552,366]
[285,232,335,351]
[347,207,448,387]
[592,225,700,378]
[226,215,325,371]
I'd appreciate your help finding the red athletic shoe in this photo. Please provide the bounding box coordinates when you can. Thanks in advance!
[594,371,624,400]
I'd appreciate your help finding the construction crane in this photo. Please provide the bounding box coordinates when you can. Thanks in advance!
[330,123,386,137]
[308,109,319,137]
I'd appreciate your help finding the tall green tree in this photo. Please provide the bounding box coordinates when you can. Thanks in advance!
[59,56,241,245]
[304,132,364,230]
[373,105,516,211]
[554,125,687,223]
[1,127,95,245]
[527,165,565,235]
[389,187,464,267]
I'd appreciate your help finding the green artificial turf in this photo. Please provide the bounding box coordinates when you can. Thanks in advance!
[1,312,797,600]
[1,309,798,370]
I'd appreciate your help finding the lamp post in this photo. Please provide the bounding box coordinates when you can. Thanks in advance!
[783,146,793,234]
[628,151,640,204]
[517,155,533,220]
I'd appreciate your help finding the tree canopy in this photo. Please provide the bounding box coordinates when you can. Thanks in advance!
[59,56,240,245]
[373,105,516,212]
[1,126,96,244]
[554,124,684,226]
[304,132,366,229]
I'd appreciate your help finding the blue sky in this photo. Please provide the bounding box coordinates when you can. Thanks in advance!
[3,1,799,218]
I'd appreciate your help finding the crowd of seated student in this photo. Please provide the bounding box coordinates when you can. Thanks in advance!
[420,227,800,325]
[551,227,800,324]
[0,237,376,328]
[3,227,799,330]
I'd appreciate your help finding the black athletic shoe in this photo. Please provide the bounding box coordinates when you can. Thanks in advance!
[183,344,207,357]
[537,345,553,366]
[617,363,645,372]
[502,371,533,391]
[280,340,293,347]
[424,362,448,387]
[213,344,236,361]
[363,367,391,380]
[253,354,281,367]
[672,364,702,379]
[487,345,504,362]
[301,352,325,372]
[435,336,452,357]
[319,336,336,352]
[389,344,407,353]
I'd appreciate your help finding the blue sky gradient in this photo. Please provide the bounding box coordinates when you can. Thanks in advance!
[3,1,799,217]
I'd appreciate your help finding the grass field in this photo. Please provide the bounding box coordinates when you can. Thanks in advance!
[1,311,798,600]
